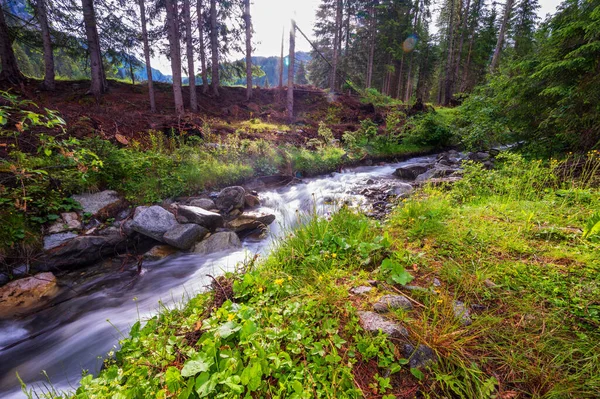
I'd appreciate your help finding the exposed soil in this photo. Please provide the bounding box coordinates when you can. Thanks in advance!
[1,79,385,154]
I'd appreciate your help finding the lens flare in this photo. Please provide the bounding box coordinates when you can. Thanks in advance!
[403,34,418,53]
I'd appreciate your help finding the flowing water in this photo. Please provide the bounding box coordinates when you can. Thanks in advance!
[0,154,438,398]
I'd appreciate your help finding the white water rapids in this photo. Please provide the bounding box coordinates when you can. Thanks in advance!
[0,154,437,398]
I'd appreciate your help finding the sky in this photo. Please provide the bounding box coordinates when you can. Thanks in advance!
[152,0,564,75]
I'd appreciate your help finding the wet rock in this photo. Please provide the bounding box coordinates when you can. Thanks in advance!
[366,178,375,185]
[0,272,59,318]
[143,244,179,261]
[12,264,29,277]
[189,198,216,210]
[350,286,373,295]
[387,183,413,197]
[393,164,432,180]
[47,212,81,234]
[357,311,408,339]
[402,344,438,368]
[72,190,123,218]
[469,151,490,161]
[131,206,177,242]
[176,205,224,230]
[373,295,413,313]
[192,231,242,255]
[37,233,129,272]
[244,194,261,208]
[43,232,78,250]
[453,300,472,326]
[227,211,276,233]
[215,186,246,212]
[415,166,457,183]
[163,224,209,250]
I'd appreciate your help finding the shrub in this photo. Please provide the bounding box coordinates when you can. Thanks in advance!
[402,110,455,149]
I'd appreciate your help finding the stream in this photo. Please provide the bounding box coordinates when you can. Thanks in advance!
[0,154,438,398]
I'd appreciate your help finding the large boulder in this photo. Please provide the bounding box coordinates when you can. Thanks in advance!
[226,211,276,233]
[163,224,209,250]
[0,272,59,318]
[43,232,78,250]
[393,164,432,180]
[189,198,217,210]
[176,205,224,230]
[36,232,129,271]
[215,186,246,212]
[72,190,124,218]
[414,166,457,183]
[192,232,242,255]
[131,206,177,241]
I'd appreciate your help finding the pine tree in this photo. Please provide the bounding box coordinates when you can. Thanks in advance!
[165,0,184,113]
[138,0,156,112]
[295,61,309,85]
[511,0,540,57]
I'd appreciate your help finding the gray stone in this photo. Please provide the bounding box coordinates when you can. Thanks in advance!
[393,164,432,180]
[415,166,457,183]
[176,205,224,230]
[72,190,122,217]
[43,232,78,250]
[350,286,373,295]
[189,198,217,210]
[37,233,129,272]
[47,212,81,234]
[387,183,414,197]
[163,224,209,250]
[131,206,177,241]
[134,206,149,218]
[402,344,437,368]
[373,295,413,312]
[357,311,408,338]
[226,211,276,233]
[215,186,246,212]
[192,231,242,255]
[12,264,29,277]
[453,300,472,326]
[433,278,441,287]
[244,194,261,208]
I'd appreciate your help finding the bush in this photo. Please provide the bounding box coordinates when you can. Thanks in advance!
[402,109,456,149]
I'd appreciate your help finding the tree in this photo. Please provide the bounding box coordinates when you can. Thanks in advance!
[197,0,209,93]
[295,61,308,85]
[330,0,342,90]
[81,0,106,96]
[209,0,219,96]
[0,0,23,83]
[138,0,156,112]
[183,0,197,111]
[244,0,252,100]
[287,20,295,121]
[443,0,456,105]
[165,0,184,114]
[511,0,540,57]
[490,0,515,71]
[32,0,55,90]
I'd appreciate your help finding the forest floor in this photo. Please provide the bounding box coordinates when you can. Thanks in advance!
[56,153,600,399]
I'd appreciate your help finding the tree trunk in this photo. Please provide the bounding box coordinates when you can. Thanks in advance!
[366,2,376,89]
[460,0,481,91]
[395,54,404,99]
[244,0,252,100]
[35,0,55,90]
[279,29,284,89]
[453,0,471,93]
[287,21,295,121]
[209,0,219,96]
[81,0,106,97]
[404,1,421,102]
[129,55,135,84]
[183,0,197,111]
[197,0,208,94]
[330,0,343,91]
[0,0,22,83]
[165,0,184,114]
[490,0,514,71]
[138,0,156,112]
[443,0,456,105]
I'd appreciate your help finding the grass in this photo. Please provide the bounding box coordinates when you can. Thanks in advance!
[26,151,599,399]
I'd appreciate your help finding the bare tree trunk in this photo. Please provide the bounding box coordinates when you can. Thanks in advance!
[453,0,470,93]
[165,0,184,114]
[244,0,252,100]
[197,0,208,94]
[209,0,219,96]
[490,0,514,71]
[330,0,343,91]
[138,0,156,112]
[36,0,55,90]
[129,55,135,84]
[287,20,295,121]
[0,0,22,83]
[404,1,421,102]
[81,0,106,97]
[396,53,404,99]
[366,1,376,88]
[183,0,197,111]
[278,29,284,101]
[443,0,456,105]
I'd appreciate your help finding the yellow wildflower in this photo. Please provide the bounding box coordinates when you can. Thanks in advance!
[287,276,292,281]
[332,253,337,258]
[274,278,284,286]
[227,313,235,321]
[258,287,263,293]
